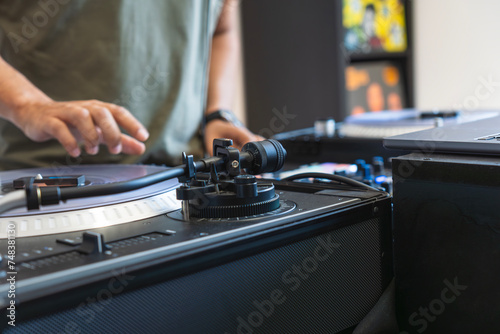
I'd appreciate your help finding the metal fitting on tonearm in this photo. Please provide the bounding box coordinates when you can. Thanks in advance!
[180,138,286,181]
[176,138,287,219]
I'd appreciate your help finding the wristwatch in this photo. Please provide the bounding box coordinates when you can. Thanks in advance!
[204,109,243,127]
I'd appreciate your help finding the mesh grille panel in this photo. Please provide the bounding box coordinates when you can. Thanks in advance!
[8,218,384,334]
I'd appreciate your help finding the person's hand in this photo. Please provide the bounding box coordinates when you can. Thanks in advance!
[13,99,149,157]
[204,120,264,155]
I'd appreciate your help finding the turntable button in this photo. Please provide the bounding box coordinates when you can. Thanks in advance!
[164,230,176,236]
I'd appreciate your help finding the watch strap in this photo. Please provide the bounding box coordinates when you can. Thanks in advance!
[204,109,243,127]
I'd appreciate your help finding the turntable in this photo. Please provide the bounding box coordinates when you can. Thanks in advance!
[0,139,392,334]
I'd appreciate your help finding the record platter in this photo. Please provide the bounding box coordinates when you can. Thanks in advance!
[0,139,393,334]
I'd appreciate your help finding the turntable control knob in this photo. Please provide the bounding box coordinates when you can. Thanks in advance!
[77,232,111,255]
[234,175,256,184]
[234,175,258,198]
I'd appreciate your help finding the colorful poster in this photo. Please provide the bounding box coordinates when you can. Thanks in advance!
[345,61,406,115]
[343,0,407,54]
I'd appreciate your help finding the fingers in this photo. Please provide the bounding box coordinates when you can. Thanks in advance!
[44,118,80,157]
[61,104,122,155]
[59,106,100,154]
[56,101,148,156]
[63,128,145,156]
[119,134,146,155]
[204,120,263,155]
[95,102,149,142]
[89,106,123,154]
[232,129,262,149]
[73,101,146,154]
[71,103,147,155]
[80,101,149,155]
[255,134,266,141]
[18,99,149,157]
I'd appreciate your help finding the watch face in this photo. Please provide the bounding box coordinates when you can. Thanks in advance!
[220,110,232,121]
[220,110,243,126]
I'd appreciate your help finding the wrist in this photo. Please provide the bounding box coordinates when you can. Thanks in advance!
[0,57,52,126]
[204,109,243,127]
[8,95,53,128]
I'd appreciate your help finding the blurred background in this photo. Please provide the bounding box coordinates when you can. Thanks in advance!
[233,0,500,133]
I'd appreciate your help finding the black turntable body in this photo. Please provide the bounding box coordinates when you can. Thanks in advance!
[0,140,392,334]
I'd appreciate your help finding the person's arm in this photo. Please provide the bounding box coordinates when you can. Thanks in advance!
[0,56,149,157]
[204,0,262,155]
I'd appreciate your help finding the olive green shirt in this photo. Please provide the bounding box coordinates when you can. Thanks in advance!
[0,0,223,170]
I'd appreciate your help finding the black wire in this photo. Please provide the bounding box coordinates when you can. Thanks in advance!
[281,172,380,191]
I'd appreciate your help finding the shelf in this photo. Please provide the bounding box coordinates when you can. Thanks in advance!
[347,51,410,63]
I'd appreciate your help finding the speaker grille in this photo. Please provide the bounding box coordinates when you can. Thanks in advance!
[8,218,385,334]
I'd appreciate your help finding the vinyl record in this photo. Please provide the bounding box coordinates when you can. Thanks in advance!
[0,165,181,238]
[0,164,176,216]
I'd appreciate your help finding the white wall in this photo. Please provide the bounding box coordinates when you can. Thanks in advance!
[414,0,500,111]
